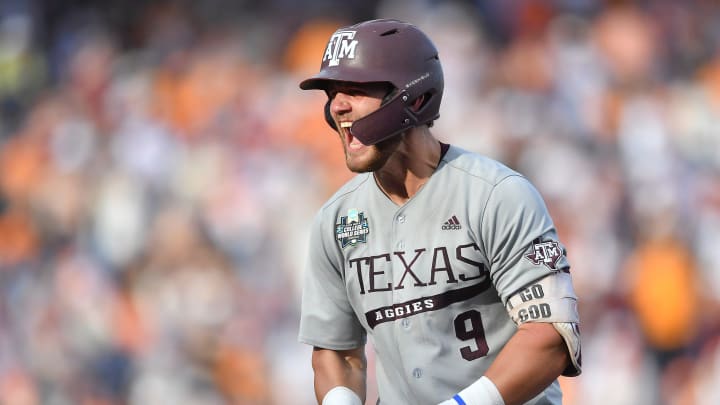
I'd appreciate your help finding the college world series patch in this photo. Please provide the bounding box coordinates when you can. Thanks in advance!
[335,208,369,248]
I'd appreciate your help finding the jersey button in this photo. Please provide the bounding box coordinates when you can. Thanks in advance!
[401,318,410,329]
[397,241,405,249]
[412,368,423,379]
[397,215,406,223]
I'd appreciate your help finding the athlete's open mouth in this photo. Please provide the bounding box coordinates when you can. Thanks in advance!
[340,122,365,150]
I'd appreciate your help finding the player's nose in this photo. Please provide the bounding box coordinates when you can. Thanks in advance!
[330,92,352,115]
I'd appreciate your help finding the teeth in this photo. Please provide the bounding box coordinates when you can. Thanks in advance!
[340,122,353,128]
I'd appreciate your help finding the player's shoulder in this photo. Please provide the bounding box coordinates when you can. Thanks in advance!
[441,145,522,186]
[314,173,373,218]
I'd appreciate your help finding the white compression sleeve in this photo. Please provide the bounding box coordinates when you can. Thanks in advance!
[437,376,505,405]
[322,386,363,405]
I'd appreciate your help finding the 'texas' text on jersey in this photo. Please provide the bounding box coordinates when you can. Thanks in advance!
[347,243,493,329]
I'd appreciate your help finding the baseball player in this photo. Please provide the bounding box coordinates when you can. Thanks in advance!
[298,19,581,405]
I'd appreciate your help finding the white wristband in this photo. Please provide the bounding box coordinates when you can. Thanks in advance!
[438,376,505,405]
[322,386,362,405]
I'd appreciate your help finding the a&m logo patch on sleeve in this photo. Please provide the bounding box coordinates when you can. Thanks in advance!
[525,238,564,270]
[335,208,369,248]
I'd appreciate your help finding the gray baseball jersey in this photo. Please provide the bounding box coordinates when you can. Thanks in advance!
[299,145,571,405]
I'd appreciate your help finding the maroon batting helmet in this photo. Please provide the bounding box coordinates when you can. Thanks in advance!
[299,19,444,145]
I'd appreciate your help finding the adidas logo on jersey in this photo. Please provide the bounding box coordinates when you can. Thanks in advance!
[442,215,462,230]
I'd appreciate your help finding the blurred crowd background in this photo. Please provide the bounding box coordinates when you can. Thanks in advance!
[0,0,719,404]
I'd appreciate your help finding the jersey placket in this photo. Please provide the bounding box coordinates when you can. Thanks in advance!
[390,207,427,396]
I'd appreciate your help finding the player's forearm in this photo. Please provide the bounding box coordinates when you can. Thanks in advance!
[312,347,367,404]
[484,322,569,405]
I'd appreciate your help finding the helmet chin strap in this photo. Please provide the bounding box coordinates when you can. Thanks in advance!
[350,90,417,145]
[324,91,433,146]
[324,85,396,134]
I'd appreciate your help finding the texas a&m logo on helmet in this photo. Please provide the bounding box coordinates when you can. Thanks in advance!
[323,30,358,66]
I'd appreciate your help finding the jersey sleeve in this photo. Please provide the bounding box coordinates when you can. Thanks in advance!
[480,175,571,303]
[298,211,367,350]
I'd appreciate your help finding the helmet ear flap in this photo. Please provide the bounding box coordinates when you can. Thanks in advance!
[324,99,337,131]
